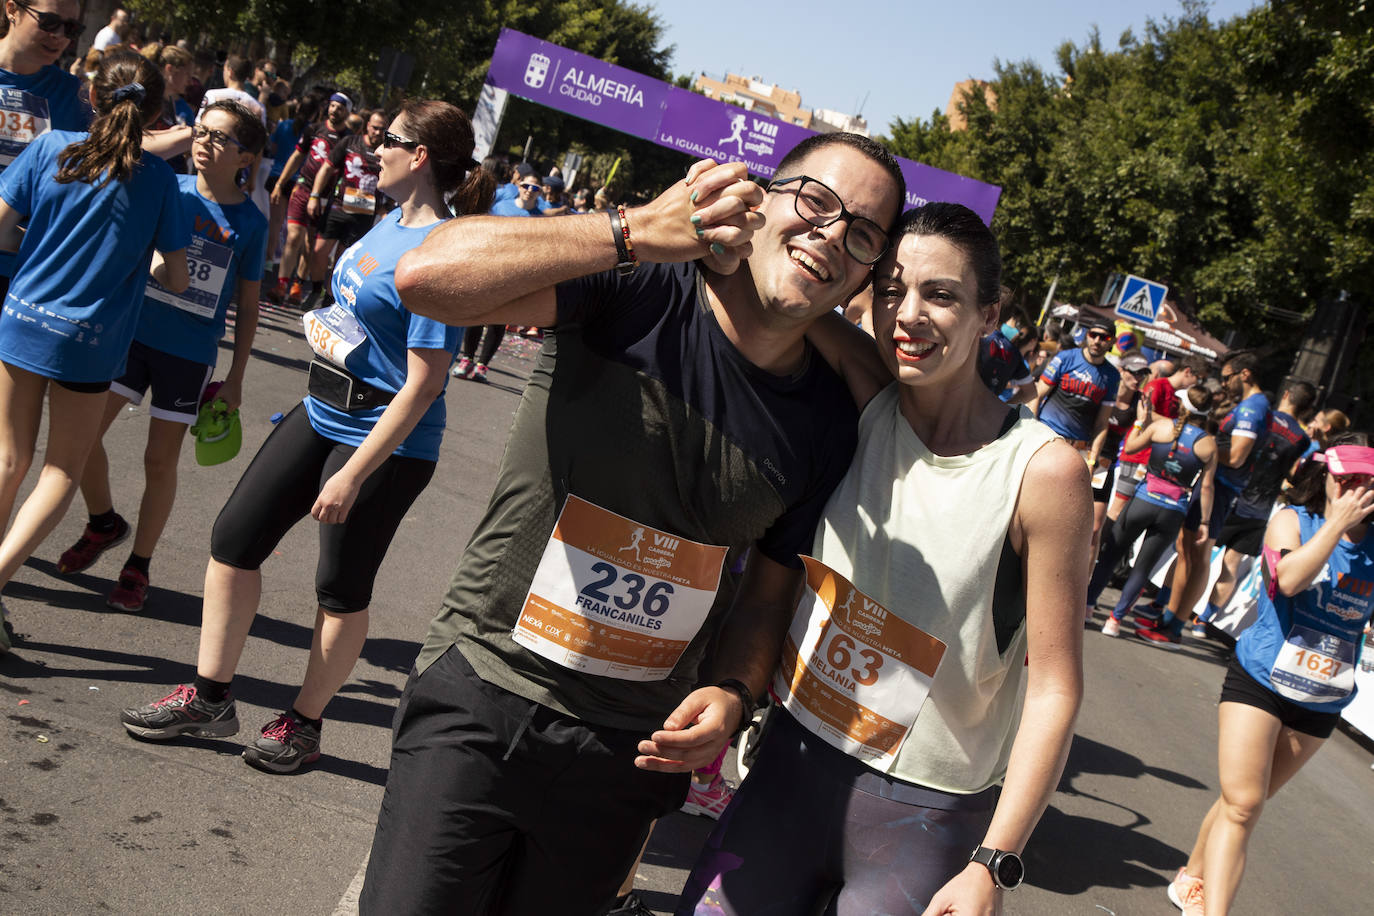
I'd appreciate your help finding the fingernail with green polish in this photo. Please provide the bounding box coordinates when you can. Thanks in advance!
[690,213,702,225]
[689,190,698,203]
[710,243,725,255]
[695,227,705,239]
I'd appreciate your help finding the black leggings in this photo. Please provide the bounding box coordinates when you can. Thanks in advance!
[460,324,505,365]
[1087,494,1185,618]
[210,404,435,612]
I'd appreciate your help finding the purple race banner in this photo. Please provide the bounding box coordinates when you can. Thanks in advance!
[487,29,1001,223]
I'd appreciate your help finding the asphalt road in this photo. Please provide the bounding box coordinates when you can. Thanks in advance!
[3,306,1372,915]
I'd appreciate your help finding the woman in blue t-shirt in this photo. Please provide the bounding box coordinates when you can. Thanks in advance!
[121,99,496,775]
[1087,385,1218,636]
[1169,433,1374,915]
[0,50,189,653]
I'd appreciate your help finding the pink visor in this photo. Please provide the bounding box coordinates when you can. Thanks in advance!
[1317,445,1374,476]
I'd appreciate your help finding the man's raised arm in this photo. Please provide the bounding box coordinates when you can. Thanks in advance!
[394,160,763,328]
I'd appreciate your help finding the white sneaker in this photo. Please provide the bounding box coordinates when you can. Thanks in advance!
[1101,616,1122,638]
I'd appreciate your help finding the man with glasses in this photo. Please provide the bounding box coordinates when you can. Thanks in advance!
[302,109,386,309]
[268,92,352,305]
[359,133,904,914]
[1034,315,1121,475]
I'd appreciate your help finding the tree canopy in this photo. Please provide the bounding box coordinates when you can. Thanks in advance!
[883,0,1372,359]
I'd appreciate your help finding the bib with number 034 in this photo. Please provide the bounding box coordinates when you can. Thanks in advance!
[0,88,50,168]
[145,235,232,319]
[1268,624,1357,704]
[340,174,378,215]
[773,557,947,767]
[512,495,727,681]
[303,304,367,369]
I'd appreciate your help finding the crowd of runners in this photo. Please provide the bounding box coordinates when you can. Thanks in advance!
[0,6,1371,916]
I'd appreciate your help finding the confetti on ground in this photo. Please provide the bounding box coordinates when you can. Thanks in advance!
[36,735,49,743]
[18,699,29,705]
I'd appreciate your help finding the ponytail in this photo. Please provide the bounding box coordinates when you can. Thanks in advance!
[56,50,164,189]
[449,164,496,217]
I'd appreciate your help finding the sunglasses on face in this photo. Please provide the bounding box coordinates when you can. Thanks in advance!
[15,2,85,39]
[1332,472,1374,489]
[1085,331,1112,341]
[519,183,541,192]
[191,125,248,152]
[382,131,419,150]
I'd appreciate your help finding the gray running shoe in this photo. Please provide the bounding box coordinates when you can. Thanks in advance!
[242,712,321,774]
[121,684,239,739]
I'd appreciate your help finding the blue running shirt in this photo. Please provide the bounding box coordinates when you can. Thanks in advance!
[1038,347,1120,441]
[0,130,187,383]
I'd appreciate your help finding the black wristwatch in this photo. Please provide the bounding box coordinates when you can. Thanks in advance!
[970,846,1025,890]
[715,678,756,737]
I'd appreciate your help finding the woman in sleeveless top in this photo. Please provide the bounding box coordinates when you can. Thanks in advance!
[1087,386,1218,636]
[678,204,1089,915]
[1169,433,1374,914]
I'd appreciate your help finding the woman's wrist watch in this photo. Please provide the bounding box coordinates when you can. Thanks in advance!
[970,846,1025,890]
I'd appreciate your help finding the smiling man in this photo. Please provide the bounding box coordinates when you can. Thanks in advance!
[358,133,904,914]
[1034,315,1121,467]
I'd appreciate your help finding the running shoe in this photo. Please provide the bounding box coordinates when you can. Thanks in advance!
[1190,621,1209,639]
[266,277,288,305]
[1101,616,1122,638]
[680,773,735,819]
[1133,600,1164,622]
[450,356,471,379]
[57,514,130,574]
[1135,618,1183,649]
[470,363,489,383]
[107,566,149,612]
[242,712,322,774]
[121,684,239,739]
[1168,867,1204,915]
[287,280,304,307]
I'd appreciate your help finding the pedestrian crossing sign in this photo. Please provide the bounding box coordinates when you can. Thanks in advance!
[1115,274,1167,323]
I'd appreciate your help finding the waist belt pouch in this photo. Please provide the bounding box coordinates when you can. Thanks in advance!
[307,359,397,411]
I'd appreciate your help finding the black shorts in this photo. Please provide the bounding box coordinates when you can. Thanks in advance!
[110,340,213,424]
[1093,462,1117,503]
[319,207,373,246]
[1218,512,1267,557]
[359,647,689,915]
[1219,656,1340,739]
[209,404,435,612]
[1184,481,1241,534]
[677,709,997,915]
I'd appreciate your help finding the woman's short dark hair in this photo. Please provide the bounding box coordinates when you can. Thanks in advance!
[1283,431,1370,516]
[895,202,1002,307]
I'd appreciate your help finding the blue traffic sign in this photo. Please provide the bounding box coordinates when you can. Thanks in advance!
[1115,274,1167,323]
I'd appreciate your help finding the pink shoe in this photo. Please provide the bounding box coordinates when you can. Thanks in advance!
[680,773,735,819]
[1168,867,1204,915]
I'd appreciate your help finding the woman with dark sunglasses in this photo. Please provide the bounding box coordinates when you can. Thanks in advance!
[1168,433,1374,915]
[0,0,91,293]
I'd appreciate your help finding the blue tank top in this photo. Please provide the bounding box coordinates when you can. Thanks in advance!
[1235,507,1374,711]
[1137,423,1206,513]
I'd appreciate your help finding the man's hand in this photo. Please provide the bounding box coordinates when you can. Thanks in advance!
[631,159,763,273]
[921,862,1002,916]
[634,685,744,772]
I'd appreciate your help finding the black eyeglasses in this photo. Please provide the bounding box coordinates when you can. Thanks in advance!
[766,175,889,265]
[191,125,247,152]
[14,2,85,39]
[382,131,419,150]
